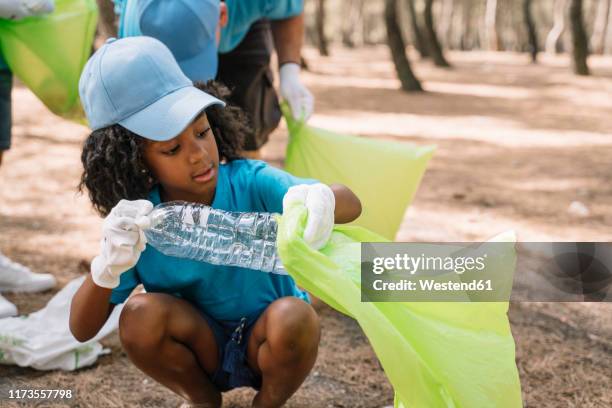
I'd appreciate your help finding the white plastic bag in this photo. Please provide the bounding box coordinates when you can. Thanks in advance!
[0,276,122,371]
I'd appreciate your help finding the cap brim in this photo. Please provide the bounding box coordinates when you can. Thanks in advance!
[177,39,218,82]
[119,85,225,141]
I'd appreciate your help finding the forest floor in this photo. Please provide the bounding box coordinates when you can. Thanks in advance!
[0,47,611,407]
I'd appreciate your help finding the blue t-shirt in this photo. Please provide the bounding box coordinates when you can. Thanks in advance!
[110,159,316,323]
[115,0,303,53]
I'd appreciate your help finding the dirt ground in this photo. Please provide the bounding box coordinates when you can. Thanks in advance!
[0,47,611,407]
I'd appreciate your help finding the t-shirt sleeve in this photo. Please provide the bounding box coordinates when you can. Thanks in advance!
[109,266,140,305]
[264,0,304,20]
[252,163,318,214]
[219,0,304,53]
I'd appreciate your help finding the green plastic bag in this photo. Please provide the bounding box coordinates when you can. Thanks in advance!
[283,107,435,240]
[277,204,523,408]
[0,0,98,120]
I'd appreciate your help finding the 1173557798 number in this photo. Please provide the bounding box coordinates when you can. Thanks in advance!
[8,389,73,399]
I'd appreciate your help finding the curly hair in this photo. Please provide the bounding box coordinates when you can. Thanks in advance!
[79,80,251,216]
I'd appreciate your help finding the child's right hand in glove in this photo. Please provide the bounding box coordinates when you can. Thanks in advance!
[91,199,153,289]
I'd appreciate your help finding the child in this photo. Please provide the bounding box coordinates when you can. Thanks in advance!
[69,37,361,408]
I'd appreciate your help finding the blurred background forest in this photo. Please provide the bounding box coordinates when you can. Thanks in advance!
[302,0,605,80]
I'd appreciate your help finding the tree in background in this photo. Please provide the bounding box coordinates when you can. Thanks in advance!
[523,0,538,62]
[606,1,612,54]
[458,0,477,50]
[385,0,423,91]
[546,0,567,54]
[341,0,365,48]
[438,0,454,47]
[569,0,589,75]
[316,0,330,56]
[484,0,500,51]
[423,0,451,66]
[405,0,430,58]
[590,0,610,54]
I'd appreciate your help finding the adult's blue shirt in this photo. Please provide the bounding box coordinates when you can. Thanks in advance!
[110,159,316,323]
[114,0,303,53]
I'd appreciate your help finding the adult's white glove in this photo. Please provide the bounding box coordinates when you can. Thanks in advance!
[0,0,54,20]
[283,183,335,250]
[91,199,153,289]
[279,62,314,122]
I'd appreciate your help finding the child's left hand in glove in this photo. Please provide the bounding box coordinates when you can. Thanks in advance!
[283,183,335,250]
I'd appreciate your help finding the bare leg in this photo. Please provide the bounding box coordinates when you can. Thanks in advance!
[0,150,4,167]
[247,297,320,408]
[306,292,325,311]
[119,293,222,407]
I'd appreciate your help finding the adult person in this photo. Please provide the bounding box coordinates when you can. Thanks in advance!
[114,0,314,159]
[0,0,58,318]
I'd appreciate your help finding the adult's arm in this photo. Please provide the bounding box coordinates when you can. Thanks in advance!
[270,12,314,121]
[270,13,304,67]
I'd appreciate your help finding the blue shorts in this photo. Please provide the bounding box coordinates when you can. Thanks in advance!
[200,313,262,392]
[0,66,12,151]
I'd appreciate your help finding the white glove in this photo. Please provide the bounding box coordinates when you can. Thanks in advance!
[91,199,153,289]
[279,62,314,122]
[283,183,335,250]
[0,0,54,20]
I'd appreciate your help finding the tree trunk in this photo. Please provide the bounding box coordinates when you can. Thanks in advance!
[439,0,454,48]
[590,0,610,54]
[448,0,463,49]
[315,0,329,56]
[569,0,589,75]
[524,0,538,62]
[511,0,526,51]
[362,12,377,45]
[457,0,469,50]
[546,0,567,54]
[405,0,430,58]
[423,0,451,67]
[341,0,365,48]
[605,0,612,53]
[96,0,117,41]
[385,0,423,92]
[484,0,500,50]
[461,0,476,50]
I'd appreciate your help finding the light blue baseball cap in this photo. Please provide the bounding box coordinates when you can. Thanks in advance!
[137,0,219,81]
[79,36,224,141]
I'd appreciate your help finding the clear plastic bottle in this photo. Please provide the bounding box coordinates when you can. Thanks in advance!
[144,201,286,274]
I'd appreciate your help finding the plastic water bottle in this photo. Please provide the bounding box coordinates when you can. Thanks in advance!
[144,202,287,274]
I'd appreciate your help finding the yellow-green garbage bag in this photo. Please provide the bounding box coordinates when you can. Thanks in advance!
[0,0,98,120]
[277,203,523,408]
[283,107,435,240]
